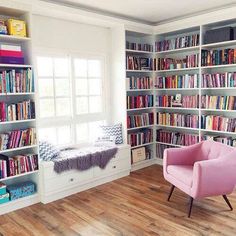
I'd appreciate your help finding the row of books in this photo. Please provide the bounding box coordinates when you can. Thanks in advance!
[157,112,199,128]
[156,54,199,71]
[0,154,38,179]
[126,56,155,71]
[0,100,35,122]
[0,128,36,151]
[201,72,236,88]
[126,41,153,52]
[0,69,34,93]
[201,115,236,132]
[155,74,198,89]
[127,113,154,129]
[128,129,153,147]
[155,34,200,52]
[156,130,200,146]
[202,135,236,147]
[127,76,153,90]
[156,144,173,159]
[127,95,153,109]
[201,49,236,66]
[201,95,236,110]
[156,95,199,108]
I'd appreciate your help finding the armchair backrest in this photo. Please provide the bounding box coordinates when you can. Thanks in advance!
[201,140,234,160]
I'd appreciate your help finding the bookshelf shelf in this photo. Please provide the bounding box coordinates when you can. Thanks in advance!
[156,67,199,73]
[127,107,154,111]
[0,119,36,125]
[156,107,199,111]
[201,64,236,69]
[155,45,200,54]
[127,125,154,131]
[126,70,154,73]
[130,142,154,149]
[202,40,236,49]
[155,88,198,91]
[200,129,236,135]
[0,170,39,182]
[0,92,35,96]
[0,64,33,68]
[156,141,183,147]
[127,89,153,92]
[126,49,153,54]
[0,145,38,154]
[0,34,31,42]
[156,124,199,131]
[200,109,236,112]
[201,87,236,90]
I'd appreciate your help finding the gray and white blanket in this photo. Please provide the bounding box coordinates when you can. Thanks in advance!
[53,145,118,174]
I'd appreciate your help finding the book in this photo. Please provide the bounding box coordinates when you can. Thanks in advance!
[127,112,154,129]
[127,76,153,90]
[127,95,153,109]
[128,129,153,147]
[126,41,153,52]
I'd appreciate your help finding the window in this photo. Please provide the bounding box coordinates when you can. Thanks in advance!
[36,53,106,145]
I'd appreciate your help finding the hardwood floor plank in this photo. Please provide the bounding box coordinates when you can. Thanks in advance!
[0,165,235,236]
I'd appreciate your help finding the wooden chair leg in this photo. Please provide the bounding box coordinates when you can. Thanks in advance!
[167,185,175,201]
[188,197,194,218]
[223,195,233,210]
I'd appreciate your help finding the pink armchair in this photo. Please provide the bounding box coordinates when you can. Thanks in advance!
[163,140,236,217]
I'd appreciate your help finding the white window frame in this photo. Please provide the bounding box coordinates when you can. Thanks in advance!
[34,48,109,145]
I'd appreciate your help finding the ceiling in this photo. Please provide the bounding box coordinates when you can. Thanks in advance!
[42,0,236,25]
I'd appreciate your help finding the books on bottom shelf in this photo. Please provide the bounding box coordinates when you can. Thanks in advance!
[0,128,36,151]
[0,153,38,179]
[201,115,236,133]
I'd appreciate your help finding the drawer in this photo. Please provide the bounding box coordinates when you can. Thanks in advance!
[43,169,93,193]
[110,147,130,163]
[94,158,131,178]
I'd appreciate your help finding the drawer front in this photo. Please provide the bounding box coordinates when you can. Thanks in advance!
[111,147,130,163]
[43,169,93,193]
[94,158,131,178]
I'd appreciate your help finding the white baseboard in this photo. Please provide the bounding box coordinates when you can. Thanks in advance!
[41,170,130,204]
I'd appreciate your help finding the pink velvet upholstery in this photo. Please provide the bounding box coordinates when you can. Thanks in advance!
[163,140,236,199]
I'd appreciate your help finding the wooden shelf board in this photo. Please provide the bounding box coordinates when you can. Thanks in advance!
[127,107,154,111]
[156,124,199,131]
[155,45,200,54]
[0,64,33,68]
[0,170,39,181]
[0,119,36,125]
[0,92,35,96]
[126,49,153,54]
[0,145,38,154]
[127,125,154,131]
[0,34,31,42]
[130,142,154,149]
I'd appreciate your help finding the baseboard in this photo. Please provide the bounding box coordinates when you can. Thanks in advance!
[40,170,130,204]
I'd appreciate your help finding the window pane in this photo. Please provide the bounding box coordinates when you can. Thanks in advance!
[89,79,101,95]
[57,126,71,145]
[56,98,71,116]
[40,99,55,117]
[39,127,57,144]
[88,59,101,77]
[38,79,54,97]
[76,123,88,142]
[76,97,88,114]
[75,79,88,95]
[74,58,87,77]
[54,58,69,77]
[55,79,70,96]
[89,96,102,113]
[37,57,53,77]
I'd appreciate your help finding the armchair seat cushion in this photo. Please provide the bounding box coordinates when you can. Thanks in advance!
[167,165,193,187]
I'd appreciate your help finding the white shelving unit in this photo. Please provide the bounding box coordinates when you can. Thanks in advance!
[126,20,236,170]
[0,7,39,215]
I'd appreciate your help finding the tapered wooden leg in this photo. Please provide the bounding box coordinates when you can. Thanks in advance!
[188,197,194,218]
[223,195,233,210]
[167,185,175,201]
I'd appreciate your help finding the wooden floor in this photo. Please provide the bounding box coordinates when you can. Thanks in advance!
[0,165,236,236]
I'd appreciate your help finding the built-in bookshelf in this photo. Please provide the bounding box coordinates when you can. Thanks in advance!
[0,7,39,215]
[126,19,236,170]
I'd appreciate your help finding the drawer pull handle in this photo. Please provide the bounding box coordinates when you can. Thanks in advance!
[69,178,74,182]
[113,166,116,169]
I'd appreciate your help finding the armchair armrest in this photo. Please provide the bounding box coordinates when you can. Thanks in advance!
[163,142,203,168]
[191,152,236,198]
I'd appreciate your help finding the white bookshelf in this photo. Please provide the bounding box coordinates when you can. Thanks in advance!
[126,20,236,169]
[0,7,39,215]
